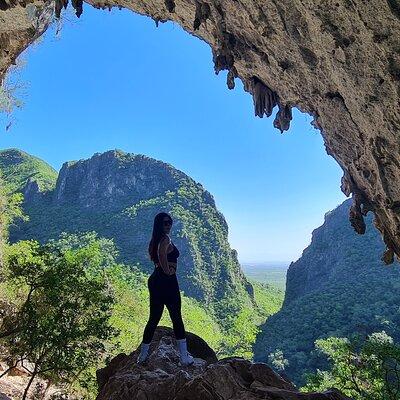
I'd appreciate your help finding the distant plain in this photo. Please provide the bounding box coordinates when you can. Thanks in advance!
[241,262,288,291]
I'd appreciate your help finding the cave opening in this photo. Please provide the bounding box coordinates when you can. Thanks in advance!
[0,4,347,264]
[1,1,400,398]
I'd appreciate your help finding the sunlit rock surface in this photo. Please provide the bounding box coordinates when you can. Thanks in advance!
[1,0,400,262]
[0,360,60,399]
[0,0,52,77]
[96,326,350,400]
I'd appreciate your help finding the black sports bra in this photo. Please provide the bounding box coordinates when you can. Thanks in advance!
[167,242,180,263]
[154,241,180,264]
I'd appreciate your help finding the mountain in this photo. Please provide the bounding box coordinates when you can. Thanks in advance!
[0,148,57,193]
[0,148,255,322]
[253,198,400,385]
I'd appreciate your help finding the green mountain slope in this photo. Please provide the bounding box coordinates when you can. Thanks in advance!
[0,148,57,192]
[253,198,400,385]
[1,149,256,325]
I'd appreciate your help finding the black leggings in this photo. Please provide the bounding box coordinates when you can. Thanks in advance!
[142,267,186,344]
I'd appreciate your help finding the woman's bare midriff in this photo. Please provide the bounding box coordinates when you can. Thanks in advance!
[155,262,177,271]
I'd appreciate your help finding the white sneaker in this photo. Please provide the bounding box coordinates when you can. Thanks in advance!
[136,342,150,364]
[180,351,194,366]
[176,338,194,366]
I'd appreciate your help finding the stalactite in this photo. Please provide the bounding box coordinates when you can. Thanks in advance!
[164,0,175,13]
[349,193,366,234]
[193,1,211,30]
[55,0,68,19]
[212,52,234,75]
[0,0,8,10]
[273,103,292,133]
[226,67,237,90]
[251,77,278,118]
[71,0,83,17]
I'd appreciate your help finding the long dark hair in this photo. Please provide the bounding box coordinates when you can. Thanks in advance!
[148,212,173,263]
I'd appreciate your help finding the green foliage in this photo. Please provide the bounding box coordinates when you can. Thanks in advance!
[255,200,400,385]
[0,83,23,114]
[0,172,28,268]
[0,149,57,192]
[268,349,289,371]
[248,279,284,324]
[0,176,27,240]
[302,332,400,400]
[0,238,117,399]
[47,231,119,267]
[221,308,261,359]
[256,280,400,384]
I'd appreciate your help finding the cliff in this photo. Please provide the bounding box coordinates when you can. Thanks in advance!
[253,198,400,384]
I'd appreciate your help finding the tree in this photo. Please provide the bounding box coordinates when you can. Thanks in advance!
[268,349,289,371]
[221,307,260,359]
[0,239,117,399]
[0,173,27,266]
[302,332,400,400]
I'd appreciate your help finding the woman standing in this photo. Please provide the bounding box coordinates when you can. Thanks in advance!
[137,212,194,366]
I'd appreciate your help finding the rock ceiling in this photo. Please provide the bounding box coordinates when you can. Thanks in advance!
[1,0,399,263]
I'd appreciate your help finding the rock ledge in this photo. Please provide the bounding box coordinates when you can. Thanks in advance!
[96,326,351,400]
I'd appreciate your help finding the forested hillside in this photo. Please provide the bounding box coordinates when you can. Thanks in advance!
[253,198,400,385]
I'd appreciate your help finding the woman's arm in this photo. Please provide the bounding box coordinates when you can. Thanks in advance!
[157,236,174,275]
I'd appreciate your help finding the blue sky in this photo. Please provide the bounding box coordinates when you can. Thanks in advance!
[0,6,347,263]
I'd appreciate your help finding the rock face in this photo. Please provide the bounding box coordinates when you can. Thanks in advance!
[1,0,400,264]
[52,150,193,209]
[96,326,350,400]
[253,198,400,384]
[0,0,52,80]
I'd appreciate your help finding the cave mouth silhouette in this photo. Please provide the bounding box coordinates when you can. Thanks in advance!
[1,3,351,266]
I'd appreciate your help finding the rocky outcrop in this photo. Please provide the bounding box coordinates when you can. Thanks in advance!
[0,0,52,80]
[53,150,191,208]
[96,326,350,400]
[283,197,399,305]
[1,1,400,264]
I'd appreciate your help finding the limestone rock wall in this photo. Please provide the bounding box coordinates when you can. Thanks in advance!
[1,0,400,262]
[0,0,52,78]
